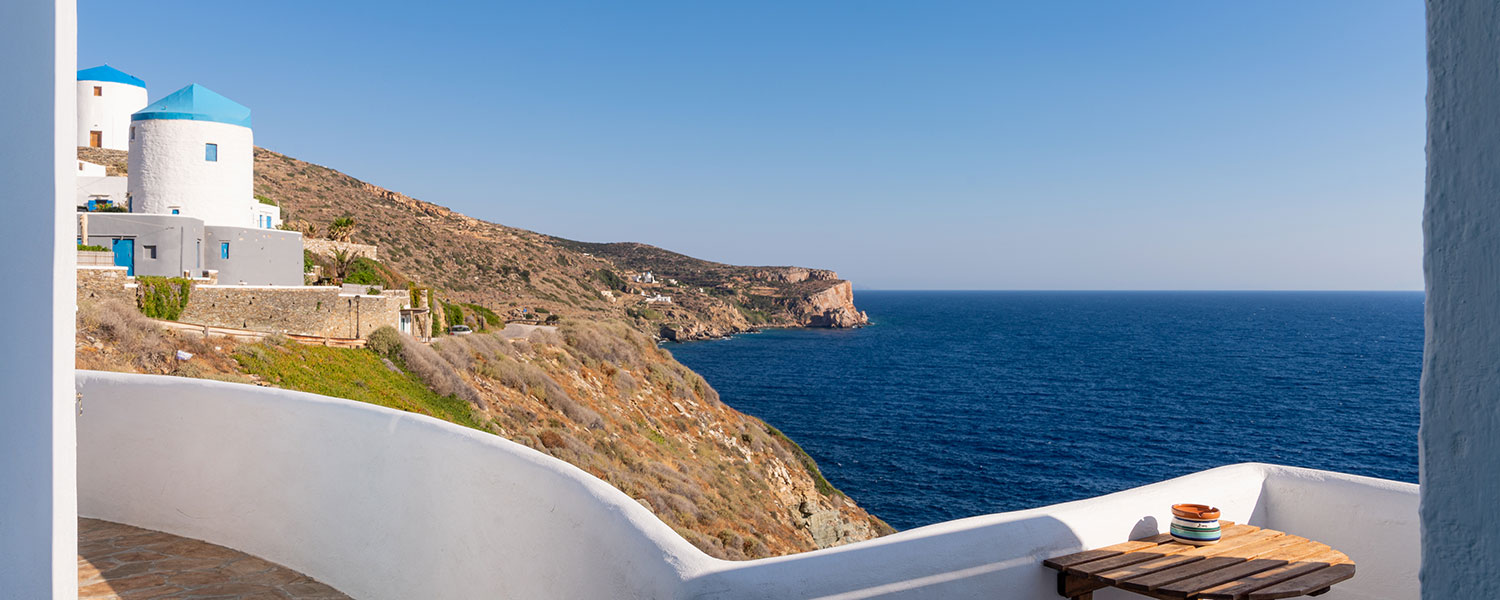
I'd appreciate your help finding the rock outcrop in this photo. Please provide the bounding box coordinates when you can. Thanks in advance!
[777,280,869,328]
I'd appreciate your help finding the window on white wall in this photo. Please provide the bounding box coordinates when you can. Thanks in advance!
[143,245,157,259]
[129,127,135,141]
[205,143,218,162]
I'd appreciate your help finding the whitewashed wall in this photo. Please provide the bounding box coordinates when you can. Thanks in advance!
[1423,1,1500,597]
[77,371,1418,600]
[75,79,146,150]
[76,175,126,207]
[76,159,104,176]
[129,118,255,228]
[0,0,77,596]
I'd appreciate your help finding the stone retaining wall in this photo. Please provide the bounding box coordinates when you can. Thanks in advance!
[303,239,378,261]
[182,286,405,339]
[77,266,135,305]
[76,267,406,339]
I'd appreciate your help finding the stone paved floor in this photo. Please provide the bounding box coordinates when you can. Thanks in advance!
[79,518,351,599]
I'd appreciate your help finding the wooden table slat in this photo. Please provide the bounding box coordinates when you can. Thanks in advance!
[1152,541,1333,599]
[1245,564,1356,600]
[1063,542,1197,576]
[1083,525,1264,583]
[1115,532,1306,593]
[1042,521,1353,600]
[1156,558,1293,598]
[1196,548,1349,600]
[1044,523,1246,570]
[1118,556,1247,593]
[1044,542,1157,570]
[1093,553,1205,584]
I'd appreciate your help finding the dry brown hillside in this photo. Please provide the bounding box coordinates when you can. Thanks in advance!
[77,301,893,560]
[250,148,868,340]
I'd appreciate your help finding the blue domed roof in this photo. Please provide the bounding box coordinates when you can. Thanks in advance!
[77,65,145,88]
[131,84,251,128]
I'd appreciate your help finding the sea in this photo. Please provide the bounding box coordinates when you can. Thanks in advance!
[666,291,1423,532]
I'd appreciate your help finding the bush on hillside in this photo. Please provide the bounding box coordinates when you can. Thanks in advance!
[394,332,481,405]
[136,276,193,321]
[366,326,402,361]
[78,300,163,359]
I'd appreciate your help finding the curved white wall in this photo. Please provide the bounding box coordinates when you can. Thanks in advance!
[76,371,1419,599]
[76,80,146,150]
[76,372,707,600]
[128,118,254,227]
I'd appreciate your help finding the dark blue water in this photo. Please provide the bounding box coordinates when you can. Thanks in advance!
[667,291,1423,531]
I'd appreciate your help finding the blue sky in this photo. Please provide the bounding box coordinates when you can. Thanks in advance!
[80,1,1424,290]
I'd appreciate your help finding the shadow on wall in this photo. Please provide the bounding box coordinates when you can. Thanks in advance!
[684,515,1083,600]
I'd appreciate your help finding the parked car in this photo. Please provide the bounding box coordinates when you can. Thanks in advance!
[448,325,473,335]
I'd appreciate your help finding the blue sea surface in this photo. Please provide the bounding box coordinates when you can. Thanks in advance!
[666,291,1423,531]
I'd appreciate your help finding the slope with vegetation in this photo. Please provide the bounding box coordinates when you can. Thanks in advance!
[74,145,891,558]
[77,299,892,560]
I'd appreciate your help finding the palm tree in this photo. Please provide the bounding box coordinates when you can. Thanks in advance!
[327,217,356,242]
[330,248,356,283]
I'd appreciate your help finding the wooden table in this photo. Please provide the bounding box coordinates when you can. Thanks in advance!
[1042,522,1355,600]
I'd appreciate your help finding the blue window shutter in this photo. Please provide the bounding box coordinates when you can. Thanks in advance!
[205,143,218,162]
[220,242,229,259]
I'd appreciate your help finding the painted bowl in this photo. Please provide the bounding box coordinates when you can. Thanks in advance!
[1169,503,1221,545]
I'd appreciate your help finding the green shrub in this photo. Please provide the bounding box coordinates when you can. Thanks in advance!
[366,326,402,361]
[255,194,277,206]
[345,257,384,285]
[626,307,663,321]
[462,303,501,326]
[594,269,628,291]
[77,244,108,252]
[443,302,464,327]
[136,276,193,321]
[97,205,127,213]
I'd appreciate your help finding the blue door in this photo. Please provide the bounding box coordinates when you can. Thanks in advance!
[112,238,134,276]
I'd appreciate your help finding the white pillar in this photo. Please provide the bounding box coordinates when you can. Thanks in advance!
[0,0,78,597]
[1424,1,1500,597]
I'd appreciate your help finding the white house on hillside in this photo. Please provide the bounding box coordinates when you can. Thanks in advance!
[128,83,279,229]
[78,79,300,284]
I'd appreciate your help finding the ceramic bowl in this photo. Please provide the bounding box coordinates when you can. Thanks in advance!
[1169,503,1221,545]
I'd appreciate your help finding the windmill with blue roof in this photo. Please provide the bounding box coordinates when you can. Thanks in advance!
[77,65,148,151]
[128,83,277,230]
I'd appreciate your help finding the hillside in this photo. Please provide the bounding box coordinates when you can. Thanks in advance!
[250,148,868,340]
[78,301,892,560]
[78,146,869,339]
[75,146,892,560]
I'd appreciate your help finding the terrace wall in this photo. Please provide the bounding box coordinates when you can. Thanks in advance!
[181,286,404,339]
[76,371,1419,600]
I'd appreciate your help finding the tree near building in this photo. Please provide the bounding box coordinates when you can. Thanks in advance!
[327,217,356,242]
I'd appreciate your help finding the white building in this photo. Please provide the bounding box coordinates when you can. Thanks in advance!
[127,83,278,229]
[76,65,147,151]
